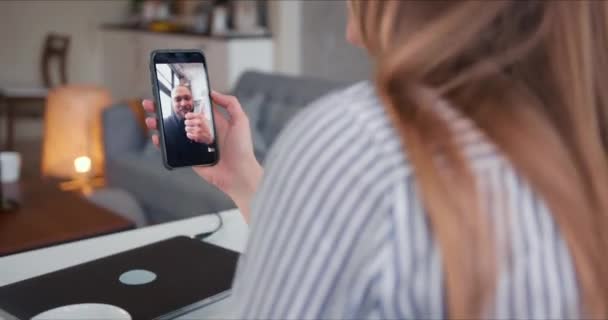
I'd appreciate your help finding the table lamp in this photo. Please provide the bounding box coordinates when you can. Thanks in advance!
[41,86,111,194]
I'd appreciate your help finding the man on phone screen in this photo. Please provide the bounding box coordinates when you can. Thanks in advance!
[163,85,213,164]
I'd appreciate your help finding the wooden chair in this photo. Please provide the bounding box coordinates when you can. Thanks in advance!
[1,33,70,150]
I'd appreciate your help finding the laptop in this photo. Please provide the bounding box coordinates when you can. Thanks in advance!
[0,236,239,320]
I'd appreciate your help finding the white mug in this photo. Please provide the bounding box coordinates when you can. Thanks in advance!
[0,151,21,183]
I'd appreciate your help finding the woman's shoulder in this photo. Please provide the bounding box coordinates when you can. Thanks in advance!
[305,81,392,135]
[267,81,409,176]
[240,83,435,318]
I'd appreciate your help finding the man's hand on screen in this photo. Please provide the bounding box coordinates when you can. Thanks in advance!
[184,112,213,144]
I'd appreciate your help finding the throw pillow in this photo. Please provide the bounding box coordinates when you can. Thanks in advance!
[239,93,269,162]
[261,101,304,146]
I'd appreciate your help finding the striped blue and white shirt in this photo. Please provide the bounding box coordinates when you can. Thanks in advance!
[230,82,580,319]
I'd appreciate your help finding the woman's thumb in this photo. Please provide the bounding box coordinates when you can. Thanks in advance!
[211,91,245,122]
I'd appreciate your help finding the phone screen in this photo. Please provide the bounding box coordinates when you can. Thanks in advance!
[151,52,218,168]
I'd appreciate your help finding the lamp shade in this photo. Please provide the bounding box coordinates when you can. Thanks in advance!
[41,86,111,178]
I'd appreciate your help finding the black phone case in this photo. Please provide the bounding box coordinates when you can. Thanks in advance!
[149,49,220,170]
[0,236,239,320]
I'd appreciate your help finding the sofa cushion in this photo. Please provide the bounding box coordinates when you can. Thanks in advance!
[240,93,269,162]
[233,71,350,147]
[233,71,348,107]
[103,104,147,159]
[260,101,304,145]
[88,188,147,227]
[106,150,234,223]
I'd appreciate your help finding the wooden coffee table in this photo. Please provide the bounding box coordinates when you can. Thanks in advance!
[0,179,135,256]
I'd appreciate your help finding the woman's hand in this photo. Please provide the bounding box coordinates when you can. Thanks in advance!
[142,91,262,221]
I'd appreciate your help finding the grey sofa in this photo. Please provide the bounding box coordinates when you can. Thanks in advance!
[102,71,349,224]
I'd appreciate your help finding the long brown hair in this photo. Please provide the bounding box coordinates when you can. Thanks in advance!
[350,0,608,318]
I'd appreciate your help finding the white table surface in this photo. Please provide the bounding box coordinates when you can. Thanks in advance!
[0,209,248,319]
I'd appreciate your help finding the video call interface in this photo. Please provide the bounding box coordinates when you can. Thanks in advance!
[155,62,216,167]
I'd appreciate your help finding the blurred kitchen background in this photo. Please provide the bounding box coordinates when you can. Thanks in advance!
[0,0,370,177]
[0,0,371,241]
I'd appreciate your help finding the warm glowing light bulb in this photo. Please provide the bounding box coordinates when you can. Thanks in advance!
[74,156,91,174]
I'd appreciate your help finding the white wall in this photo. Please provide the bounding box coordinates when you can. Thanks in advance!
[0,0,368,87]
[268,0,370,82]
[0,0,128,87]
[268,0,302,76]
[299,0,370,82]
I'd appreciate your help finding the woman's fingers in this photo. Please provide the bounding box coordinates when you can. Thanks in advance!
[152,134,159,147]
[142,99,155,113]
[145,117,157,130]
[143,100,161,148]
[143,100,159,132]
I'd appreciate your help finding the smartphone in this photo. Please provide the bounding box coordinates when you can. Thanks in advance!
[150,50,219,169]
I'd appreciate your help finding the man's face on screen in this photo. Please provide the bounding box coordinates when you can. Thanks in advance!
[171,85,194,119]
